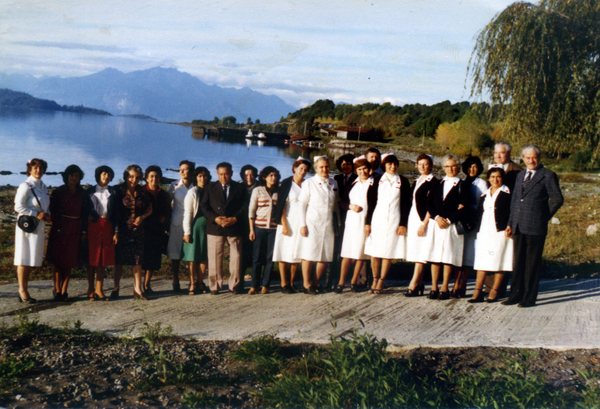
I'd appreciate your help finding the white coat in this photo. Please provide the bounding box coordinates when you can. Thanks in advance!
[14,176,50,267]
[168,180,191,259]
[364,173,406,259]
[297,175,340,262]
[340,177,372,260]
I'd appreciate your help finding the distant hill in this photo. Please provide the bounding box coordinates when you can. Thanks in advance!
[0,88,111,116]
[0,67,295,123]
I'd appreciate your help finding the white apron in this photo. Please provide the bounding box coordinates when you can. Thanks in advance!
[364,173,406,259]
[168,180,191,259]
[298,176,339,262]
[406,174,435,263]
[473,186,513,272]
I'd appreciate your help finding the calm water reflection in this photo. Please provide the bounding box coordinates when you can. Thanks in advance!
[0,110,417,187]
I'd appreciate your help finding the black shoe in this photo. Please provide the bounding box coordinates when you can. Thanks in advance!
[518,302,536,308]
[290,285,299,293]
[501,298,519,306]
[428,290,439,300]
[53,293,63,302]
[281,286,291,294]
[144,287,154,295]
[173,282,181,293]
[62,292,69,302]
[468,288,485,303]
[210,290,219,295]
[405,285,424,297]
[315,285,325,294]
[18,294,37,304]
[306,286,317,295]
[350,284,358,293]
[110,289,120,300]
[334,285,345,294]
[438,291,450,300]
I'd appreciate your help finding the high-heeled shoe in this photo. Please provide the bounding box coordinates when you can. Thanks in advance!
[405,283,425,297]
[368,277,380,294]
[350,284,358,293]
[18,294,37,304]
[334,285,345,294]
[486,288,500,303]
[110,289,120,300]
[133,290,148,301]
[451,287,467,299]
[438,291,450,300]
[468,288,485,303]
[428,290,439,300]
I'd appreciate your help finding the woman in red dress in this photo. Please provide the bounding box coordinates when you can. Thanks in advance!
[47,164,92,301]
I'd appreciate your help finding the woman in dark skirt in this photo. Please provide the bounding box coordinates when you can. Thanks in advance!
[47,164,92,301]
[114,164,153,300]
[181,166,211,295]
[142,165,171,294]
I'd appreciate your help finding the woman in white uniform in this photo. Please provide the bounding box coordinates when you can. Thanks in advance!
[335,156,375,293]
[167,160,194,292]
[426,154,470,300]
[405,154,438,297]
[364,153,412,294]
[470,167,513,303]
[14,158,50,304]
[452,156,488,298]
[298,156,340,294]
[272,157,310,294]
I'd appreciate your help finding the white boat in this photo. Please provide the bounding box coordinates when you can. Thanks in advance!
[245,129,254,138]
[258,132,266,139]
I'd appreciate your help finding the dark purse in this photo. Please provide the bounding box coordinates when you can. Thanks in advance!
[17,187,43,233]
[455,220,473,235]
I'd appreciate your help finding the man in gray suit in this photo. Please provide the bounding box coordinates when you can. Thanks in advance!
[503,145,564,308]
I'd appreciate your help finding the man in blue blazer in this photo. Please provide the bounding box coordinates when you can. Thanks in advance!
[503,145,564,308]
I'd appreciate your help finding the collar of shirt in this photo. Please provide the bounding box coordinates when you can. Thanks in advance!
[443,176,460,184]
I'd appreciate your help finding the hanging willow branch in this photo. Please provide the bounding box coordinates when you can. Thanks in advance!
[468,0,600,162]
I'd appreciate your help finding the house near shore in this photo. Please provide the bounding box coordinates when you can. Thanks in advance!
[320,125,378,141]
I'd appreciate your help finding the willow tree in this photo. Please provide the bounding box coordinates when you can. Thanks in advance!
[468,0,600,162]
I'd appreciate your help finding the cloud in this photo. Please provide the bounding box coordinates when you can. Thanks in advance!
[12,41,131,53]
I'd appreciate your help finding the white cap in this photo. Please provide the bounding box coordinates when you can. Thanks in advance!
[381,152,396,162]
[313,155,328,163]
[353,155,366,164]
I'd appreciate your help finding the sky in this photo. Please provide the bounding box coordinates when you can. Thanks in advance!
[0,0,516,109]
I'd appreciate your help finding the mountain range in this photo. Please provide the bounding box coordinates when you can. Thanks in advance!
[0,67,295,123]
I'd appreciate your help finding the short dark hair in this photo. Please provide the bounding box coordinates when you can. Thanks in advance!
[462,156,484,176]
[353,158,371,171]
[365,147,381,157]
[194,166,212,183]
[336,154,355,172]
[123,164,143,181]
[62,164,84,185]
[179,160,195,170]
[487,166,506,180]
[292,158,311,172]
[144,165,162,181]
[381,154,399,168]
[240,164,258,181]
[26,158,48,176]
[216,162,233,173]
[258,166,281,187]
[95,165,115,184]
[416,153,433,167]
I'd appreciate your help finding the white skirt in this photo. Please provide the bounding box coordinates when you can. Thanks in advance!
[340,209,369,260]
[473,229,514,272]
[405,206,435,263]
[272,224,301,263]
[427,222,463,266]
[14,220,46,267]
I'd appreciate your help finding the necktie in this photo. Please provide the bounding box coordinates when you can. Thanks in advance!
[522,171,531,193]
[222,184,227,201]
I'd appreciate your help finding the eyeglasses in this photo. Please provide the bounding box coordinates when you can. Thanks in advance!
[443,165,459,169]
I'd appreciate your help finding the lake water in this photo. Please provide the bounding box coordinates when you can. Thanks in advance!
[0,110,418,187]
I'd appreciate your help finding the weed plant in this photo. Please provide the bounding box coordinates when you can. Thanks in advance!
[228,334,283,383]
[0,355,36,391]
[182,390,219,408]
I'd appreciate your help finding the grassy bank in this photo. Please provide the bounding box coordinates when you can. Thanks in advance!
[1,315,600,408]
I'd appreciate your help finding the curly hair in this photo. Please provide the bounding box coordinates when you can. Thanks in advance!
[258,166,281,187]
[61,164,84,185]
[122,164,143,181]
[26,158,48,176]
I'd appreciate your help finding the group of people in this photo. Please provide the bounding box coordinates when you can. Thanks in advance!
[14,141,563,308]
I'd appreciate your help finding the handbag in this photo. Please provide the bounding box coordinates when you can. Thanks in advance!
[455,220,472,235]
[17,186,43,233]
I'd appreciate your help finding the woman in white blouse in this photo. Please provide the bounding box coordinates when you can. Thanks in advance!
[335,156,374,293]
[14,158,51,304]
[298,156,340,294]
[167,160,194,292]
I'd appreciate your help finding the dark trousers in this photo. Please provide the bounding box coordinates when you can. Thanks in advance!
[251,227,276,289]
[508,233,546,306]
